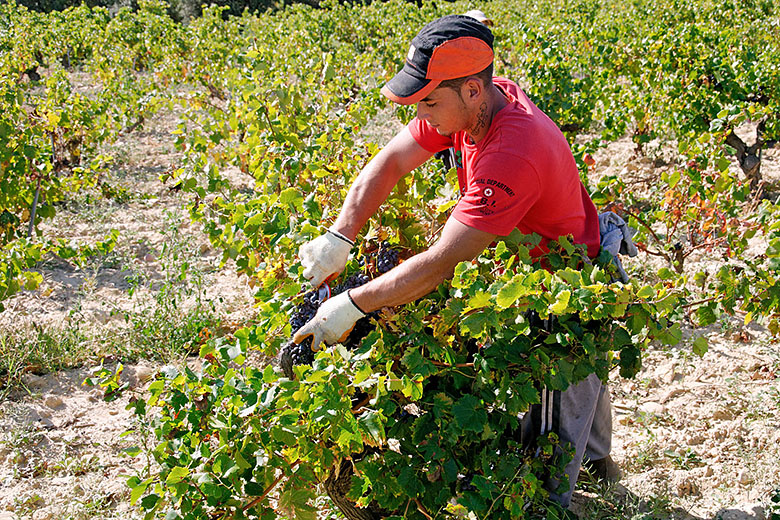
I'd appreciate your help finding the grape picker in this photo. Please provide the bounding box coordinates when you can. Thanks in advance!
[294,15,620,507]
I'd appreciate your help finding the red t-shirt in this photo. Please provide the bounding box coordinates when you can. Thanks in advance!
[409,77,600,258]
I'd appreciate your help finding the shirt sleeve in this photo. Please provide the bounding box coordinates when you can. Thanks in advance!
[451,153,542,236]
[408,117,453,153]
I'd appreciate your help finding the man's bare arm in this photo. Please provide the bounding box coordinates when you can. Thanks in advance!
[332,127,432,241]
[350,217,496,313]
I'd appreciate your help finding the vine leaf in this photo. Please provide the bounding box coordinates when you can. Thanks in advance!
[452,395,487,433]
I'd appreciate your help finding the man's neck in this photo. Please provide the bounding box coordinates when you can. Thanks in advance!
[467,85,509,143]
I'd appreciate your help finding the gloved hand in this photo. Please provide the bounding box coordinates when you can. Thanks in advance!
[293,291,366,351]
[299,228,354,288]
[598,211,638,283]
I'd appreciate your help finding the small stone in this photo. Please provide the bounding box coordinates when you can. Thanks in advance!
[738,470,752,485]
[143,253,156,263]
[676,478,699,497]
[704,466,714,477]
[32,509,53,520]
[713,409,733,421]
[108,408,119,415]
[44,395,64,409]
[37,417,55,430]
[134,364,156,383]
[640,402,666,415]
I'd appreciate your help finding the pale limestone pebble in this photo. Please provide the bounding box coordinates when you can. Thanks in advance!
[640,401,666,415]
[737,469,753,486]
[133,363,157,384]
[32,509,54,520]
[0,512,14,519]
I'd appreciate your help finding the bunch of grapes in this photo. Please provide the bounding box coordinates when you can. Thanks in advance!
[376,241,399,274]
[279,243,402,378]
[289,289,320,333]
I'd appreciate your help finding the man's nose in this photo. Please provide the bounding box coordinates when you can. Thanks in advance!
[416,104,429,121]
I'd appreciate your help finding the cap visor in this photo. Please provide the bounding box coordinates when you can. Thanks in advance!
[381,71,441,105]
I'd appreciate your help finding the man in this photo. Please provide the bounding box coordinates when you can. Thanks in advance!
[294,15,618,508]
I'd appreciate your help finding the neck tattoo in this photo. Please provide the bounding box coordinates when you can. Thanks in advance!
[470,101,489,137]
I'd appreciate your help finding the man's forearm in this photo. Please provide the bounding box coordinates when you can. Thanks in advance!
[349,248,453,312]
[349,217,497,313]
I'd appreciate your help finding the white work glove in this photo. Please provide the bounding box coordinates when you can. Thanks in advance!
[293,291,366,351]
[598,211,638,283]
[299,228,354,288]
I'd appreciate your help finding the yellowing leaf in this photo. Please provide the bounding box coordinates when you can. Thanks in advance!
[466,290,491,310]
[548,290,571,314]
[496,274,529,309]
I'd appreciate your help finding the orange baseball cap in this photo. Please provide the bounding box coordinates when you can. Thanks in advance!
[381,15,494,105]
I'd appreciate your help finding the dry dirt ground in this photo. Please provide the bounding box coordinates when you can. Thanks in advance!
[1,102,779,520]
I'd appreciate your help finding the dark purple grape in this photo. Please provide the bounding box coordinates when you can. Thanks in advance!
[376,242,399,274]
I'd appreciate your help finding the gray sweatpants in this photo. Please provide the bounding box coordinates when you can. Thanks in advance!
[519,372,613,507]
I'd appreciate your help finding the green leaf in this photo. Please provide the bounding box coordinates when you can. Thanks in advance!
[452,395,487,432]
[130,480,149,505]
[692,336,708,357]
[166,466,189,484]
[358,410,385,446]
[496,274,529,309]
[619,345,642,378]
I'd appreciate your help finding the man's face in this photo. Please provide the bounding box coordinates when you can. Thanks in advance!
[416,86,471,136]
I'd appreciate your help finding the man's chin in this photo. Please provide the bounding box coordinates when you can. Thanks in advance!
[435,128,452,137]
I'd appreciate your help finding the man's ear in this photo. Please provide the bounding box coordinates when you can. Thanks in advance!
[462,77,484,104]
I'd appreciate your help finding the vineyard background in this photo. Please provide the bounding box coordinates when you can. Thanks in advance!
[1,0,780,518]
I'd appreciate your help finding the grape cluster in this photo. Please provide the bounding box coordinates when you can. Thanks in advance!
[458,472,477,492]
[289,289,319,334]
[333,273,370,293]
[289,339,315,364]
[279,243,402,378]
[376,241,399,274]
